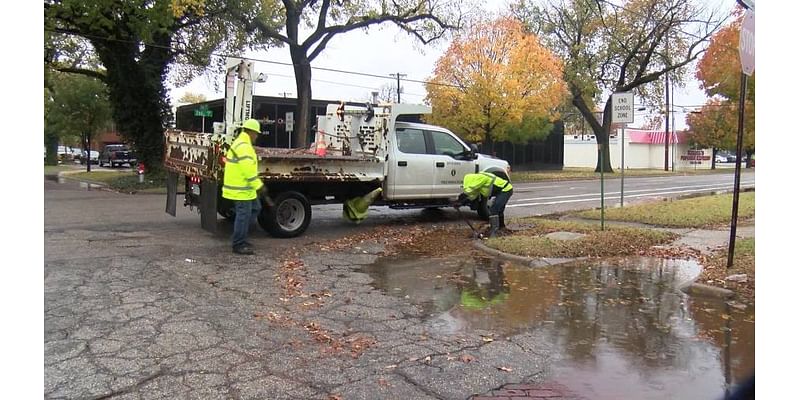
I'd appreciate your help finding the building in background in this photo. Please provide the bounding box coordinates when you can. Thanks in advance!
[564,129,712,170]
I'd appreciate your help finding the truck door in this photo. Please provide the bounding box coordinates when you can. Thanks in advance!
[428,130,475,198]
[387,127,434,199]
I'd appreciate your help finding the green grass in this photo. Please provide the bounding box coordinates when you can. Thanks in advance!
[511,167,734,183]
[575,191,755,228]
[44,165,78,175]
[69,171,132,183]
[485,218,677,258]
[66,170,166,193]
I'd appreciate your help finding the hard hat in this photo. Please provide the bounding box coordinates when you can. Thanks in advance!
[241,119,261,134]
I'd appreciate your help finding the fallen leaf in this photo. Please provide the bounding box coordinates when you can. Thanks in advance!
[497,366,513,372]
[460,354,475,363]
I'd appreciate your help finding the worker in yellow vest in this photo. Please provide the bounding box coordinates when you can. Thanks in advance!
[223,119,265,255]
[453,172,513,238]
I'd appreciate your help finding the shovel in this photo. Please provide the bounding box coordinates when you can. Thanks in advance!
[454,206,484,239]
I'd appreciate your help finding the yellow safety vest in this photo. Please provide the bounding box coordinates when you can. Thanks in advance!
[462,172,512,201]
[222,132,263,201]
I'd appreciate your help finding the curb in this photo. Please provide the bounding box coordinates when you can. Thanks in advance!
[54,171,167,195]
[471,240,582,267]
[682,282,734,299]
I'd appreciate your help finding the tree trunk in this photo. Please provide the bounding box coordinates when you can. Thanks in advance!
[594,99,614,173]
[45,130,59,166]
[711,148,717,170]
[290,46,313,148]
[572,90,613,173]
[83,132,91,172]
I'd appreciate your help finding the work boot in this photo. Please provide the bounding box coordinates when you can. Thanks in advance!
[233,246,254,255]
[487,215,500,238]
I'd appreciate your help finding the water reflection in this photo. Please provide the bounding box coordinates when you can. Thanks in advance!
[366,255,753,400]
[45,175,104,190]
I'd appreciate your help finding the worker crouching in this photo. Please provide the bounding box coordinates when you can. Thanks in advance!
[453,172,513,238]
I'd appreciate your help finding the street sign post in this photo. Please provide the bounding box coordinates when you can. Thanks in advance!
[612,92,635,208]
[194,106,213,133]
[728,8,755,269]
[286,112,294,148]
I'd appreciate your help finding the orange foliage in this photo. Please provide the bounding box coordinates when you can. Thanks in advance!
[425,17,567,143]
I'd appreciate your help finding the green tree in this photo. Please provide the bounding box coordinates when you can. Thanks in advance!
[511,0,724,172]
[237,0,466,148]
[45,73,112,171]
[44,0,270,172]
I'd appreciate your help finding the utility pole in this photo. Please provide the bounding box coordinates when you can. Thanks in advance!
[389,73,406,103]
[664,31,670,171]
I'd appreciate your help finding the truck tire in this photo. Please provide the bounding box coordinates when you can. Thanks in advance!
[258,191,312,238]
[217,191,235,221]
[474,196,490,220]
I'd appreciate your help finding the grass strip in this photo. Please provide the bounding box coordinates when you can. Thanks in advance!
[485,218,677,258]
[575,192,754,228]
[512,167,736,183]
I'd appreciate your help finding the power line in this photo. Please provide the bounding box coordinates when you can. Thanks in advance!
[46,27,459,89]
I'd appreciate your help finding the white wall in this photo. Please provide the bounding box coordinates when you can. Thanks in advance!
[564,133,712,170]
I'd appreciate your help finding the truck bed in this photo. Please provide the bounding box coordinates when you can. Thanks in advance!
[254,146,383,183]
[163,129,384,184]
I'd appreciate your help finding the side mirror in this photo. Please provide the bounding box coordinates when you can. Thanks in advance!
[469,144,479,160]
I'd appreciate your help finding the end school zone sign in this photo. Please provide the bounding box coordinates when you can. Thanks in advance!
[611,92,635,124]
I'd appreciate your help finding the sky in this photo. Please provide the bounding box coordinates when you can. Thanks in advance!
[168,0,734,132]
[9,0,798,397]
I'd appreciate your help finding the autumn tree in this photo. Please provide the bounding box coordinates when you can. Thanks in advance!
[45,73,113,172]
[425,17,566,150]
[511,0,724,172]
[237,0,467,148]
[688,12,755,164]
[177,92,208,105]
[44,0,270,172]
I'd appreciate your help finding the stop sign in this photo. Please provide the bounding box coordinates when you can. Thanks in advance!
[739,9,755,76]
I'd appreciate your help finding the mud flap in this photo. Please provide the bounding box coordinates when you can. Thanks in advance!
[200,180,218,233]
[166,171,178,217]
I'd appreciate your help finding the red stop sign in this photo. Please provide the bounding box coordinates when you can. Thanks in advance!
[739,9,755,76]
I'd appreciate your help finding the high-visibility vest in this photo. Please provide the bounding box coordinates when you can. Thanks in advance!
[222,132,263,201]
[461,172,512,201]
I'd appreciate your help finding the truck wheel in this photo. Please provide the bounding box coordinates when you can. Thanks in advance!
[258,191,312,238]
[474,196,490,220]
[217,193,235,221]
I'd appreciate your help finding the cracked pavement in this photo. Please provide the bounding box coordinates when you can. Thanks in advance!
[45,179,557,399]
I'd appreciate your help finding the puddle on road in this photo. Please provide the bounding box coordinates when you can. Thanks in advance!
[45,175,105,190]
[364,255,754,400]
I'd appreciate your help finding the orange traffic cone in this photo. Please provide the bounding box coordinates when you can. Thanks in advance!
[315,131,327,156]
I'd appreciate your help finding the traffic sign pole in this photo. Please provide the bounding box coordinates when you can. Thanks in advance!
[727,8,754,269]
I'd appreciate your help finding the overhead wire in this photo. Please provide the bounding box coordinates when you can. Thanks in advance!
[46,27,458,90]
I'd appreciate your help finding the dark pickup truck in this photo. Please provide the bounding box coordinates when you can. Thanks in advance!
[100,144,137,168]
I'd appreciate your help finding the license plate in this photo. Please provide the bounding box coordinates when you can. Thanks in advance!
[192,184,200,196]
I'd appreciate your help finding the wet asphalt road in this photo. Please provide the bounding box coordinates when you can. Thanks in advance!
[44,171,754,399]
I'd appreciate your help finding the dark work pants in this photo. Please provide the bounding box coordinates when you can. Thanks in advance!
[490,189,512,228]
[232,198,261,249]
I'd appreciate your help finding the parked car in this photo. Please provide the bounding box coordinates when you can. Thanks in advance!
[57,146,75,162]
[80,150,100,165]
[715,154,727,163]
[100,144,137,168]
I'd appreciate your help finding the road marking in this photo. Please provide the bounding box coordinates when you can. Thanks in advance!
[507,184,754,208]
[509,181,754,203]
